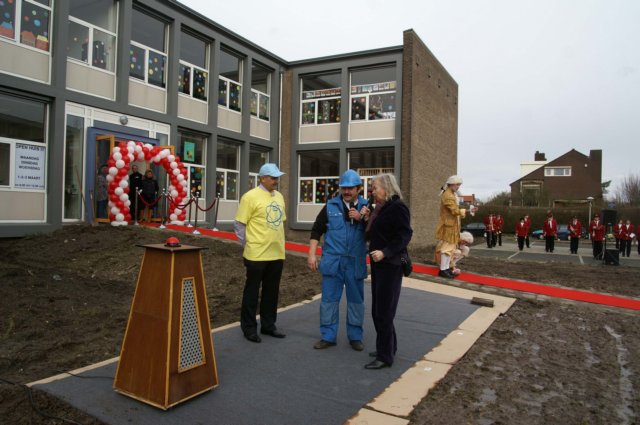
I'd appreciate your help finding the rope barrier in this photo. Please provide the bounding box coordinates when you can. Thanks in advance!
[195,197,218,212]
[136,192,162,208]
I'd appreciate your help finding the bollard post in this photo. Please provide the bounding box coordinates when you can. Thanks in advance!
[192,192,201,235]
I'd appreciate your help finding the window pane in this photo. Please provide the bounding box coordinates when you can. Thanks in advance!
[219,50,240,81]
[131,8,165,52]
[351,66,395,86]
[0,0,16,39]
[249,148,268,173]
[179,133,205,164]
[317,99,340,124]
[216,141,238,170]
[93,29,115,71]
[301,102,315,125]
[189,166,204,196]
[302,73,341,91]
[147,51,166,88]
[0,94,46,142]
[250,92,258,116]
[178,64,191,95]
[67,21,89,63]
[299,151,339,177]
[215,170,224,197]
[226,171,238,200]
[129,44,145,80]
[69,0,116,32]
[252,63,269,93]
[181,31,207,68]
[259,95,269,121]
[368,93,396,120]
[349,148,394,169]
[64,115,85,219]
[0,143,9,186]
[218,80,227,106]
[229,82,241,112]
[21,2,51,51]
[193,69,207,100]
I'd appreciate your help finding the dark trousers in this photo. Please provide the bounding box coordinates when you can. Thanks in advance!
[486,231,493,248]
[370,262,403,366]
[615,238,620,250]
[620,240,631,257]
[241,259,284,335]
[592,240,603,259]
[545,236,555,252]
[570,237,579,254]
[497,232,502,246]
[525,235,530,248]
[517,236,525,251]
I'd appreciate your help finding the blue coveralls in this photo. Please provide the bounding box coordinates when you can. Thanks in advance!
[318,195,368,343]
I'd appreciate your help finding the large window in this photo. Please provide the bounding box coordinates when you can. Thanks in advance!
[216,140,239,200]
[250,62,271,121]
[350,66,397,121]
[178,131,206,197]
[129,8,167,88]
[178,30,208,101]
[300,73,341,125]
[0,0,52,52]
[248,147,268,188]
[0,93,47,189]
[218,49,242,112]
[544,167,572,177]
[348,148,395,198]
[64,115,84,219]
[298,151,339,203]
[67,0,117,72]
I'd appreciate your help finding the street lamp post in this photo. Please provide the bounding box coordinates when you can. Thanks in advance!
[587,196,594,238]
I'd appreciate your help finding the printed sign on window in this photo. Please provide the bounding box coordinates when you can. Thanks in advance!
[15,143,46,190]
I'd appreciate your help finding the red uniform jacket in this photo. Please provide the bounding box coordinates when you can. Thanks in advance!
[542,218,557,237]
[483,215,496,232]
[620,224,634,241]
[568,219,582,239]
[495,215,504,233]
[524,217,532,234]
[589,219,605,241]
[614,223,623,240]
[515,221,528,237]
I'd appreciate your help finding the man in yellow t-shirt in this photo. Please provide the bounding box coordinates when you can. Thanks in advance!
[234,163,287,343]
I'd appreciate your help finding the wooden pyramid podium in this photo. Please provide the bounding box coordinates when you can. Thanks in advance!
[114,243,218,409]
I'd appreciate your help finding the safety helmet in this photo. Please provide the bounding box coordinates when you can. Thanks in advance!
[338,169,362,187]
[165,236,181,247]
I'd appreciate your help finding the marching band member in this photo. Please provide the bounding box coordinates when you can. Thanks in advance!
[613,219,623,250]
[515,217,528,251]
[589,213,605,260]
[495,214,504,246]
[542,211,558,253]
[619,219,634,257]
[568,215,582,254]
[524,214,532,248]
[483,213,496,248]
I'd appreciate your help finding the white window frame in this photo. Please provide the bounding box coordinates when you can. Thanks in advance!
[129,40,169,91]
[178,59,209,103]
[218,75,242,113]
[67,15,118,74]
[544,167,572,177]
[349,81,397,122]
[300,87,341,127]
[298,175,340,204]
[0,137,47,193]
[250,89,270,122]
[0,0,53,54]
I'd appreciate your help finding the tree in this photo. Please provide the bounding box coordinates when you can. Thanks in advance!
[612,174,640,206]
[485,191,511,206]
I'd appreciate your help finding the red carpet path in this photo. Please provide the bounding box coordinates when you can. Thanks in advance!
[147,224,640,311]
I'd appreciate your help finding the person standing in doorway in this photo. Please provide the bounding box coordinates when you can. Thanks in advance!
[140,169,159,221]
[307,170,369,352]
[234,163,287,343]
[543,211,558,253]
[589,213,605,260]
[129,165,143,220]
[95,165,108,219]
[568,215,582,254]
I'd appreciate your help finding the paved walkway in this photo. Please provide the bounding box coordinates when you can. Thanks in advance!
[471,238,640,268]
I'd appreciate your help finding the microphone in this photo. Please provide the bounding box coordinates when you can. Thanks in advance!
[349,201,355,224]
[367,195,374,210]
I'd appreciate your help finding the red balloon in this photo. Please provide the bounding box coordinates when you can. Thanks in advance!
[107,159,116,167]
[124,187,130,194]
[125,214,132,222]
[174,156,181,163]
[109,181,118,190]
[110,194,118,203]
[118,168,128,176]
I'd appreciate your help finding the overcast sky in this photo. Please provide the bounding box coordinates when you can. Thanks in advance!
[180,0,640,201]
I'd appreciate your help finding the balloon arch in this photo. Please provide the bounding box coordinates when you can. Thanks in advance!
[106,141,189,226]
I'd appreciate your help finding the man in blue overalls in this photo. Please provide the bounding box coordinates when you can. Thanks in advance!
[307,170,369,351]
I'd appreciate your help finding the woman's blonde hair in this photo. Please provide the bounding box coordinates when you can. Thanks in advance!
[373,173,402,201]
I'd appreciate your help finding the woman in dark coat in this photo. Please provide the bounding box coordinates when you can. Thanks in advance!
[365,173,413,369]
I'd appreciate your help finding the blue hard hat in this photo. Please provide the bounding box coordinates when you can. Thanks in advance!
[258,163,285,177]
[339,169,362,187]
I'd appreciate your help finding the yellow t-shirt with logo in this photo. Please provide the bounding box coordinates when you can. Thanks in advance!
[235,187,286,261]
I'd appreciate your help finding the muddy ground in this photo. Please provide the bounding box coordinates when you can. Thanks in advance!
[0,225,638,424]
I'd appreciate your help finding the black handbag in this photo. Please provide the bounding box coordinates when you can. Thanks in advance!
[400,253,413,277]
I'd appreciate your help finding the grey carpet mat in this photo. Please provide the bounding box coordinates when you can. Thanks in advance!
[35,285,478,425]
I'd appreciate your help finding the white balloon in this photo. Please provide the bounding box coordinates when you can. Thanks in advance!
[116,213,125,222]
[119,179,129,188]
[109,167,118,176]
[134,144,143,152]
[181,180,188,187]
[167,154,175,162]
[170,161,178,169]
[119,193,129,202]
[125,200,131,207]
[106,174,114,182]
[114,187,124,196]
[113,147,120,153]
[144,143,153,150]
[170,214,178,221]
[171,189,178,197]
[127,146,134,154]
[111,206,120,215]
[128,153,135,162]
[113,152,122,161]
[177,174,185,182]
[160,149,169,158]
[116,159,125,169]
[172,168,180,176]
[174,208,183,215]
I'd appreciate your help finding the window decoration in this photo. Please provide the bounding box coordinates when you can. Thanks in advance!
[129,9,167,88]
[67,1,117,72]
[298,151,339,203]
[179,132,206,197]
[216,140,239,200]
[350,81,397,120]
[179,31,209,101]
[218,49,242,113]
[0,0,52,52]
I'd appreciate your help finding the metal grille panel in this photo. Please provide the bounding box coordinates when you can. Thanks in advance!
[179,278,204,371]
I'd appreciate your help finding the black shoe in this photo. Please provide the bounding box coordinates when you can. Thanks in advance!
[438,269,454,279]
[364,359,391,370]
[261,328,286,338]
[245,333,262,343]
[314,340,336,349]
[350,340,364,351]
[369,351,377,357]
